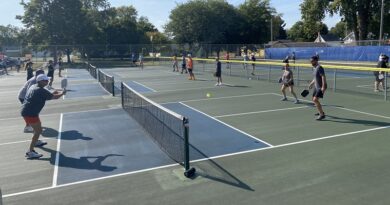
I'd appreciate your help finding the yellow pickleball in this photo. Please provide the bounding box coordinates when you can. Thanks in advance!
[206,93,211,98]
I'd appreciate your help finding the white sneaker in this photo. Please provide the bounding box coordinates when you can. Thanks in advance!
[215,83,219,86]
[35,140,47,147]
[25,150,43,159]
[218,82,222,86]
[24,126,34,133]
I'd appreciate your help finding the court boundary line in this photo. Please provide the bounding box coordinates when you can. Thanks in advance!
[131,81,157,92]
[215,106,309,118]
[270,93,390,120]
[178,102,273,147]
[52,113,63,187]
[4,124,389,199]
[160,93,275,105]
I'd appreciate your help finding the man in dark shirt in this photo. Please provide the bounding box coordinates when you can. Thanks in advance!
[21,74,66,159]
[47,60,55,89]
[308,56,327,120]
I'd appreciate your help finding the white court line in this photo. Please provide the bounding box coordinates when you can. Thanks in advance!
[178,93,275,103]
[0,140,31,146]
[158,86,224,93]
[52,114,63,187]
[178,102,273,147]
[3,163,180,198]
[215,106,309,118]
[270,93,390,120]
[356,84,372,88]
[132,81,157,92]
[190,125,390,163]
[4,125,389,199]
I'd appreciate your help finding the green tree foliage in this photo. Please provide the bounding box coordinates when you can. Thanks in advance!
[301,0,390,41]
[165,0,242,44]
[287,21,306,41]
[0,25,21,47]
[300,0,331,40]
[165,0,285,44]
[329,21,346,39]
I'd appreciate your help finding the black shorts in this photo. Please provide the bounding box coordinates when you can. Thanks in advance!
[48,72,54,79]
[182,64,186,69]
[283,80,294,87]
[215,71,221,77]
[312,88,324,98]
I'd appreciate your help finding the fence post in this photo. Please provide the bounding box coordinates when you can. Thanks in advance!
[333,69,337,92]
[385,72,387,101]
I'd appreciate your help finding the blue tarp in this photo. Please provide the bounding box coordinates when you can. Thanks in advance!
[265,45,390,62]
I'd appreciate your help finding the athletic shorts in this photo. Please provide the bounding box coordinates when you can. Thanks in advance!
[312,88,324,98]
[188,68,193,74]
[182,64,186,69]
[23,116,40,124]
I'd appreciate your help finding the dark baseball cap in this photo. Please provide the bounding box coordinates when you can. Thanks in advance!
[35,69,44,75]
[310,55,319,61]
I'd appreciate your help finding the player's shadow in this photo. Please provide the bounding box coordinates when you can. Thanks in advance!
[324,115,390,126]
[38,146,123,172]
[41,128,92,141]
[189,145,255,191]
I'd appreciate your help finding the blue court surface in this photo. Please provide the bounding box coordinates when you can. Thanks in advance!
[124,81,155,93]
[57,109,174,185]
[56,103,269,184]
[66,69,96,81]
[64,83,111,98]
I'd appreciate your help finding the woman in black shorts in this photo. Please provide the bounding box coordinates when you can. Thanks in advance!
[215,57,222,86]
[280,59,299,104]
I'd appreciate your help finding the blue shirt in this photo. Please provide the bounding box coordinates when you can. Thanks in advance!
[21,85,53,117]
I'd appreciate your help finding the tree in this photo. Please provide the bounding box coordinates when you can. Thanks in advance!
[287,21,306,41]
[329,21,347,39]
[165,0,241,44]
[238,0,286,43]
[301,0,390,41]
[300,0,330,40]
[0,25,21,47]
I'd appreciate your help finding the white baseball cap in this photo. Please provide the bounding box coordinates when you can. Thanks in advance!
[36,74,50,82]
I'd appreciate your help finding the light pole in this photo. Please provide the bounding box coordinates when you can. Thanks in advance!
[379,0,384,43]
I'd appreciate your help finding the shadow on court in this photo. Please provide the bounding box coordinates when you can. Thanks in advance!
[325,115,390,126]
[42,128,93,141]
[191,145,254,191]
[38,146,123,172]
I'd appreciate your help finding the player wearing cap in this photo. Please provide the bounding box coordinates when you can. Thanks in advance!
[308,56,327,120]
[21,74,66,159]
[18,69,45,133]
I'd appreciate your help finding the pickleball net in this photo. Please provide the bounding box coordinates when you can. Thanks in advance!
[121,82,195,177]
[98,69,115,96]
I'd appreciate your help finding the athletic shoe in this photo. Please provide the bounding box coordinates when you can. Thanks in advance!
[251,73,255,75]
[294,99,299,104]
[35,140,47,147]
[316,115,326,121]
[280,97,287,101]
[24,126,34,133]
[215,83,219,86]
[25,150,43,159]
[314,112,325,116]
[218,82,222,86]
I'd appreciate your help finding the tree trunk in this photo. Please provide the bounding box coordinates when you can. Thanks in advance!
[357,0,371,40]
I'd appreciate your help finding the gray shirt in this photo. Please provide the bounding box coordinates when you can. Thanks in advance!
[313,64,326,89]
[18,77,37,100]
[21,84,53,117]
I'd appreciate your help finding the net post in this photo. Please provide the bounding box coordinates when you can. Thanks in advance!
[183,118,195,178]
[0,187,3,205]
[121,82,124,107]
[333,69,337,92]
[385,72,387,101]
[297,66,300,87]
[112,76,115,96]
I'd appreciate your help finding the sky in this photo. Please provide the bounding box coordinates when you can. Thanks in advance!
[0,0,340,31]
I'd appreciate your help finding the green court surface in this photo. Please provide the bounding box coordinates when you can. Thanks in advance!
[1,63,390,205]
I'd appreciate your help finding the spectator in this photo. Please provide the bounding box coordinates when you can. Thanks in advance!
[25,61,34,81]
[251,53,256,75]
[215,57,222,86]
